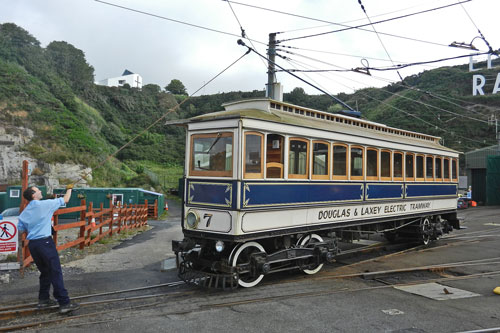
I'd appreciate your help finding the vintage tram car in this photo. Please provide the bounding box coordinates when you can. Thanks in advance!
[172,98,460,288]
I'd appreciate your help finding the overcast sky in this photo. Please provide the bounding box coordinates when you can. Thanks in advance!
[1,0,499,96]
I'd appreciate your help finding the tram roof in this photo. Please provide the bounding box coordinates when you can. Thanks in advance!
[170,98,458,153]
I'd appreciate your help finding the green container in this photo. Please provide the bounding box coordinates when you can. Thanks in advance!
[4,186,47,210]
[0,192,6,212]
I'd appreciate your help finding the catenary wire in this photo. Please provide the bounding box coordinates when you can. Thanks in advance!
[355,0,404,81]
[226,0,465,50]
[275,0,473,43]
[94,0,267,45]
[225,1,270,74]
[282,54,494,146]
[237,39,356,111]
[277,49,492,123]
[72,49,251,186]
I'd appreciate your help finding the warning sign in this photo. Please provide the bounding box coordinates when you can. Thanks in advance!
[0,220,18,254]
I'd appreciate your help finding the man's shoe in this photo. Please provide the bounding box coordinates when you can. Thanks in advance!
[37,298,58,309]
[59,302,80,314]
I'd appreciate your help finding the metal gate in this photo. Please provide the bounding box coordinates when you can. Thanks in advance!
[486,156,500,205]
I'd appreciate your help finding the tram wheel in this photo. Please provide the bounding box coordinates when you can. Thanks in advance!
[420,217,432,245]
[230,242,266,288]
[297,234,324,275]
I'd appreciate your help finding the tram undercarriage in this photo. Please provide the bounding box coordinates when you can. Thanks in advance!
[172,213,459,289]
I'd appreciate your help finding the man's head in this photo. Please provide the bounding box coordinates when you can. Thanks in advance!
[23,187,42,201]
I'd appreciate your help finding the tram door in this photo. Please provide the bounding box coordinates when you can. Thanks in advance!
[266,134,284,178]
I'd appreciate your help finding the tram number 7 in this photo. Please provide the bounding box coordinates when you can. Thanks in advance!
[203,213,213,227]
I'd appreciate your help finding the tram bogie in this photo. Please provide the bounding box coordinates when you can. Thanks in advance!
[171,98,460,289]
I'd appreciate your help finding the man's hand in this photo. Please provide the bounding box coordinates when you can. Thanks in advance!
[66,184,74,190]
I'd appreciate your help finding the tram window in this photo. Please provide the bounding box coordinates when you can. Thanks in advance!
[444,158,450,180]
[312,141,330,179]
[350,146,363,180]
[190,132,233,177]
[381,150,391,180]
[289,138,309,179]
[266,134,284,178]
[405,153,414,180]
[435,157,443,180]
[332,144,347,179]
[452,159,458,180]
[416,155,424,180]
[366,148,378,180]
[426,156,434,180]
[244,132,263,179]
[394,152,403,180]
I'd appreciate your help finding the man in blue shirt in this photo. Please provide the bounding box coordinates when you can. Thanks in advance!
[18,185,80,314]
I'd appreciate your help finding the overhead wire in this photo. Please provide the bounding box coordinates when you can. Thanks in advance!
[279,50,493,73]
[226,0,466,50]
[225,0,269,73]
[276,0,473,43]
[276,48,494,121]
[93,0,267,45]
[282,56,491,145]
[72,49,251,186]
[457,0,494,53]
[279,51,491,125]
[355,0,404,81]
[237,39,356,111]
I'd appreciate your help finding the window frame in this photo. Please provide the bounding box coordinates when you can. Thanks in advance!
[443,157,451,182]
[416,154,425,181]
[288,137,310,179]
[366,147,379,181]
[405,153,415,182]
[435,156,443,182]
[380,149,392,181]
[393,151,404,181]
[311,140,331,180]
[332,143,348,180]
[350,145,364,181]
[189,132,234,177]
[452,158,458,182]
[425,155,434,182]
[243,131,264,179]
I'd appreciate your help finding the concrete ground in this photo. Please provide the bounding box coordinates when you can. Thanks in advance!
[2,203,500,332]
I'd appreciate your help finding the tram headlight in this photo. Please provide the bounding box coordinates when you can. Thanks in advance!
[215,240,224,252]
[186,210,200,229]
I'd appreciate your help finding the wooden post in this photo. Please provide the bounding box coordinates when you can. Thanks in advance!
[52,214,58,246]
[20,160,29,213]
[79,199,86,250]
[154,199,158,219]
[87,201,93,247]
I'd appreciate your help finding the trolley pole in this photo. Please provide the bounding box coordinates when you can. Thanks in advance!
[266,33,277,99]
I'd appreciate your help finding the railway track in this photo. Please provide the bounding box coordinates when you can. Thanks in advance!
[2,230,499,331]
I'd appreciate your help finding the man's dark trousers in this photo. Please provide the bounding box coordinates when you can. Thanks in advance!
[28,237,70,305]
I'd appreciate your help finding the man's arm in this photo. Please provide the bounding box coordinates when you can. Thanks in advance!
[63,184,73,204]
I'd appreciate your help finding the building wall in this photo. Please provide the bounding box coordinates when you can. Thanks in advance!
[97,74,142,89]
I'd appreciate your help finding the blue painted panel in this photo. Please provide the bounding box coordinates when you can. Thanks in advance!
[406,184,457,198]
[366,183,403,200]
[242,182,363,208]
[187,181,234,208]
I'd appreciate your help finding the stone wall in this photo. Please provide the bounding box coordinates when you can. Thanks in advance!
[0,125,91,192]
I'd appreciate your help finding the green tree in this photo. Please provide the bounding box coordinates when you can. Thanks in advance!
[46,41,94,90]
[165,79,187,95]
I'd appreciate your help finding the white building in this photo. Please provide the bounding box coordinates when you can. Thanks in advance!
[96,69,142,89]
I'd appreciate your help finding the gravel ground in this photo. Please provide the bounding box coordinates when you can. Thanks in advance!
[0,196,183,284]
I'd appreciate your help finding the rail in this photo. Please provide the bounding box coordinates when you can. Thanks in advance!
[19,199,149,270]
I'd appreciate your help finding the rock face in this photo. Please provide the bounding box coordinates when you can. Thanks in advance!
[0,125,91,192]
